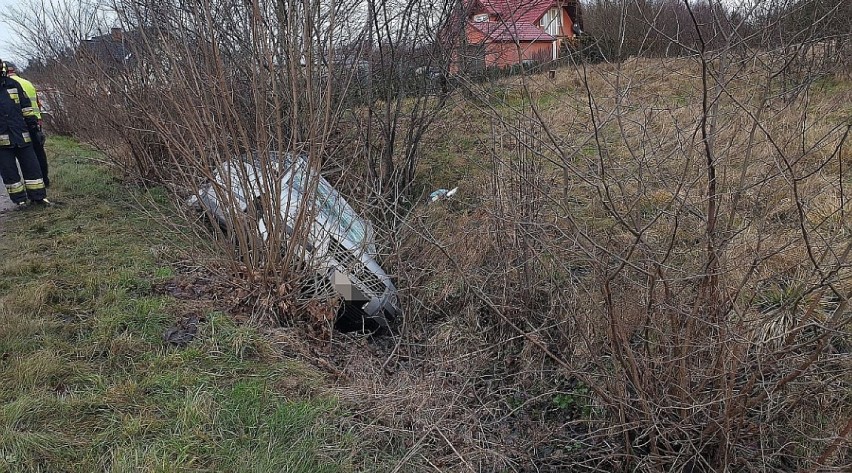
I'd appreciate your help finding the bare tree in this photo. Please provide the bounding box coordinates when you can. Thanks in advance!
[340,1,851,470]
[4,0,850,471]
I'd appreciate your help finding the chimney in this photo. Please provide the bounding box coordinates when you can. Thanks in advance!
[111,27,123,41]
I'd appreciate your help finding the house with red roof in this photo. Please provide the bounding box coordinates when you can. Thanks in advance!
[450,0,583,70]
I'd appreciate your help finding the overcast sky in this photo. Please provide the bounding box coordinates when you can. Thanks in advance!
[0,0,768,67]
[0,0,24,64]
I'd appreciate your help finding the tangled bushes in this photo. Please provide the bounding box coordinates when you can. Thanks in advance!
[8,0,852,470]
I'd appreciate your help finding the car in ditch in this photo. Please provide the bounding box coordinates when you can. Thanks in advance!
[189,152,401,330]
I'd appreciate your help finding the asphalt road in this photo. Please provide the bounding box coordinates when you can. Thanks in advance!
[0,190,13,214]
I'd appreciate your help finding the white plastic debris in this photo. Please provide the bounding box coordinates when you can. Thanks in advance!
[429,187,458,203]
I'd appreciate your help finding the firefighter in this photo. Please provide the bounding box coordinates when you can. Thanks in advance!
[4,61,49,187]
[0,60,49,207]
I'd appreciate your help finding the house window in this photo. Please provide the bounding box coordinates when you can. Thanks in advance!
[539,8,561,36]
[473,13,489,23]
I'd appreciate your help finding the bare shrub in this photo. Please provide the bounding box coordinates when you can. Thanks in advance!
[4,0,851,471]
[328,2,851,471]
[6,0,455,329]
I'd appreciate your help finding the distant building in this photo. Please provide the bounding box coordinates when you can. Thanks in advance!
[79,28,139,71]
[448,0,583,71]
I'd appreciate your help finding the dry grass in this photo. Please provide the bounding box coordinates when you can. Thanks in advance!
[323,57,852,471]
[16,38,852,473]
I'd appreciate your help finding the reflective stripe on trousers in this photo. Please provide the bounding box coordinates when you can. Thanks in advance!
[4,180,26,203]
[0,146,46,203]
[24,178,45,190]
[6,181,24,194]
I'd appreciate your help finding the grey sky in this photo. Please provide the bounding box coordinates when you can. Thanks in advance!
[0,0,24,64]
[0,0,778,67]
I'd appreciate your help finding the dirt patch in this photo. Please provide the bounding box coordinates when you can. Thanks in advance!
[163,314,203,347]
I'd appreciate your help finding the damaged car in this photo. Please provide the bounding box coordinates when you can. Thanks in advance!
[189,152,401,330]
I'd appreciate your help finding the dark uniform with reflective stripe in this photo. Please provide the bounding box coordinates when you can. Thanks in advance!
[0,71,46,204]
[9,71,49,187]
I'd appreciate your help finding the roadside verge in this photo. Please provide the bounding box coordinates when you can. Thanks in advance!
[0,137,350,472]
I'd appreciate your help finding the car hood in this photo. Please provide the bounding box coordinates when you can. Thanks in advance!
[212,156,379,258]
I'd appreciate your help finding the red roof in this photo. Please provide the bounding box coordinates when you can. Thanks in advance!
[464,0,572,43]
[478,0,555,24]
[470,21,554,42]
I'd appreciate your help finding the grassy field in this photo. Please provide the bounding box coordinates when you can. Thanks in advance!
[346,59,852,470]
[0,137,351,472]
[1,58,849,471]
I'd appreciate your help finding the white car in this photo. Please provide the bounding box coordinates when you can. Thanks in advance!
[190,152,401,330]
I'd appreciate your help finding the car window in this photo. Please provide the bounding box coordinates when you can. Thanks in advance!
[289,166,370,247]
[316,178,369,245]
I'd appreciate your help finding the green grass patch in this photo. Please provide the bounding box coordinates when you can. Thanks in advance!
[0,138,347,472]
